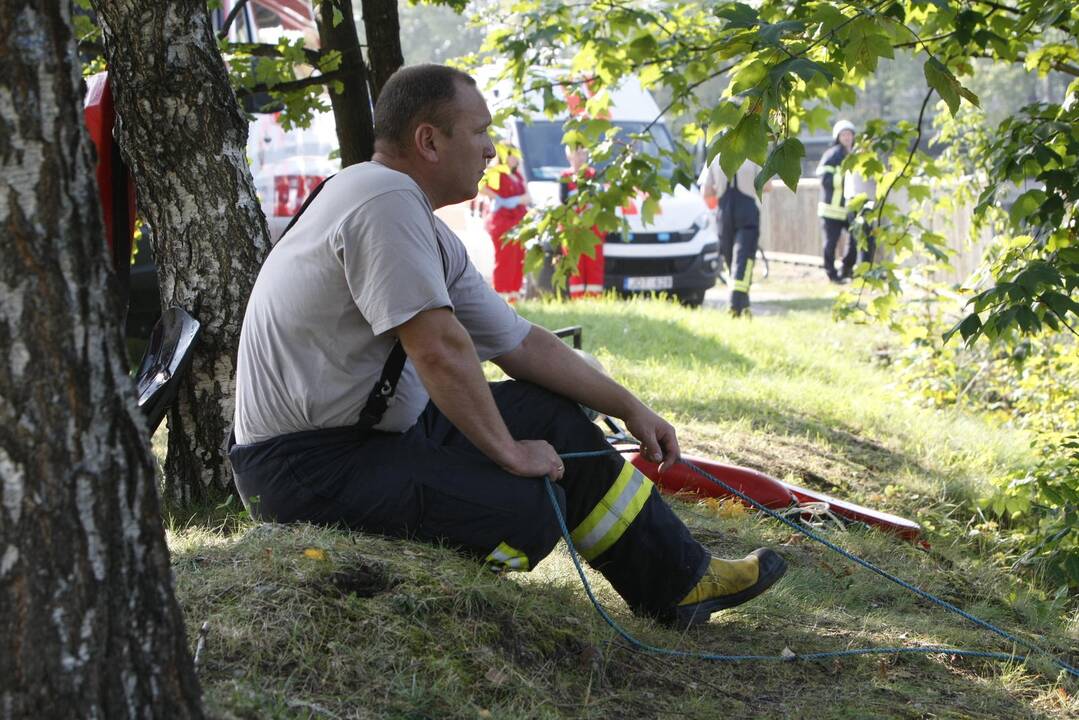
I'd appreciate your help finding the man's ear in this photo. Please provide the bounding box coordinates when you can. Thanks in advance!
[414,123,439,163]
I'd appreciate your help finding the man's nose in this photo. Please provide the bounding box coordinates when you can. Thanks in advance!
[483,138,496,160]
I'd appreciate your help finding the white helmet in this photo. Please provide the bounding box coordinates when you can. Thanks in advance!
[832,119,856,141]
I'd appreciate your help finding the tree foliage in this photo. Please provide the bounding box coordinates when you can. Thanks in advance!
[476,0,1076,322]
[475,0,1078,589]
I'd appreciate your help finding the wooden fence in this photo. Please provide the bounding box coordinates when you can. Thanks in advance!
[760,178,996,285]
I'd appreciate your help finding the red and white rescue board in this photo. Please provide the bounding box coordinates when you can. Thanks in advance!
[623,448,922,542]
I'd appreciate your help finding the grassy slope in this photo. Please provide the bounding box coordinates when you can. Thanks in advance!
[168,278,1078,719]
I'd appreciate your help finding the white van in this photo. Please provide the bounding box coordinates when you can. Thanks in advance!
[489,76,720,305]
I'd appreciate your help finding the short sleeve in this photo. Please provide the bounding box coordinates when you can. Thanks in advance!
[434,218,531,360]
[336,189,452,336]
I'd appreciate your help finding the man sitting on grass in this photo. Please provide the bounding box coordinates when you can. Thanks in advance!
[229,63,787,628]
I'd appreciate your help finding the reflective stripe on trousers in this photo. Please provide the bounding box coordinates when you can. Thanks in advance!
[485,541,530,572]
[570,461,653,561]
[733,258,755,294]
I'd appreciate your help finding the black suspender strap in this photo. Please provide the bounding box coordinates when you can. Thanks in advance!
[356,340,408,434]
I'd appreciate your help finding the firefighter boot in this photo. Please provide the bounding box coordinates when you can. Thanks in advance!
[671,548,787,628]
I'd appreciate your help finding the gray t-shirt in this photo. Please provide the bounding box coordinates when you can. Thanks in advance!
[233,162,531,445]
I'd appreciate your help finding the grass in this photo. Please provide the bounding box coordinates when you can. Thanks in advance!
[164,270,1078,719]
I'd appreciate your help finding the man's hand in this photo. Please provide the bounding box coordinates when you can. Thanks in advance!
[494,325,682,472]
[624,407,681,473]
[499,439,565,481]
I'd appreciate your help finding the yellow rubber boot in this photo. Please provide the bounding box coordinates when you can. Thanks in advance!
[678,555,760,606]
[670,548,787,628]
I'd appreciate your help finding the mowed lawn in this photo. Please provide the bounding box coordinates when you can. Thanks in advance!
[165,275,1078,719]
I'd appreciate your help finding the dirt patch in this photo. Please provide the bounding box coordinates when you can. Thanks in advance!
[324,560,397,598]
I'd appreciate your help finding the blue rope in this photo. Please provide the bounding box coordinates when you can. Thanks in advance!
[546,448,1079,678]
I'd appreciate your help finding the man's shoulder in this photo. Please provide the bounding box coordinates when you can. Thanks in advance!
[333,162,428,206]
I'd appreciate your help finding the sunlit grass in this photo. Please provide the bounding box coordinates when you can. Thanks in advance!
[167,289,1074,719]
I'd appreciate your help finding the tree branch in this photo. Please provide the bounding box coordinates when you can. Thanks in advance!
[972,0,1021,16]
[1046,303,1079,337]
[234,69,343,98]
[874,87,934,234]
[970,51,1079,77]
[973,0,1074,34]
[217,0,250,40]
[853,87,935,308]
[226,42,324,68]
[893,31,957,49]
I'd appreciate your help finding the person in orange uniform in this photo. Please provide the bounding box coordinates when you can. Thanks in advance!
[479,146,530,302]
[560,145,606,298]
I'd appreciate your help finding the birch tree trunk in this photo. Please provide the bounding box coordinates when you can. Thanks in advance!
[0,1,203,717]
[90,0,272,506]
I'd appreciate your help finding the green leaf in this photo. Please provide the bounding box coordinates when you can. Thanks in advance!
[943,313,982,344]
[1009,189,1047,226]
[641,195,660,225]
[1013,261,1060,291]
[1015,306,1040,332]
[845,21,894,72]
[715,114,768,179]
[708,102,743,135]
[811,4,847,33]
[907,183,931,203]
[715,2,758,29]
[1042,292,1079,320]
[769,58,833,88]
[729,59,768,94]
[803,105,833,133]
[628,33,659,61]
[757,138,804,194]
[757,21,804,47]
[923,58,980,115]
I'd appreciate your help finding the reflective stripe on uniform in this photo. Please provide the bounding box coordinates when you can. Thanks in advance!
[570,462,653,561]
[733,258,755,293]
[485,541,530,572]
[818,203,848,220]
[818,166,848,219]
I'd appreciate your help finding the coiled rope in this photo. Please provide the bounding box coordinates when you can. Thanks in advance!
[545,448,1078,678]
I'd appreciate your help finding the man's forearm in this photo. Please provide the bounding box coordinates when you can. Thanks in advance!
[494,324,681,469]
[493,325,646,420]
[398,310,518,466]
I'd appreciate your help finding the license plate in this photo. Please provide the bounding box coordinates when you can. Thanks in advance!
[624,276,673,291]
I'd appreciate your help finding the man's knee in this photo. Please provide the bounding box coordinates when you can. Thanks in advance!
[484,480,566,572]
[491,380,594,431]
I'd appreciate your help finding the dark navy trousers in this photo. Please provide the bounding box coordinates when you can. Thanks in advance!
[228,380,708,617]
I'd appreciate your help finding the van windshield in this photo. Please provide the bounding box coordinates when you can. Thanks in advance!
[515,120,676,182]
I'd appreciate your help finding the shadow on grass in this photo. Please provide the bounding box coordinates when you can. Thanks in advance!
[677,393,935,496]
[171,520,1052,720]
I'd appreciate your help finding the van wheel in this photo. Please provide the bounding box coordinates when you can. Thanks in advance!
[677,289,705,308]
